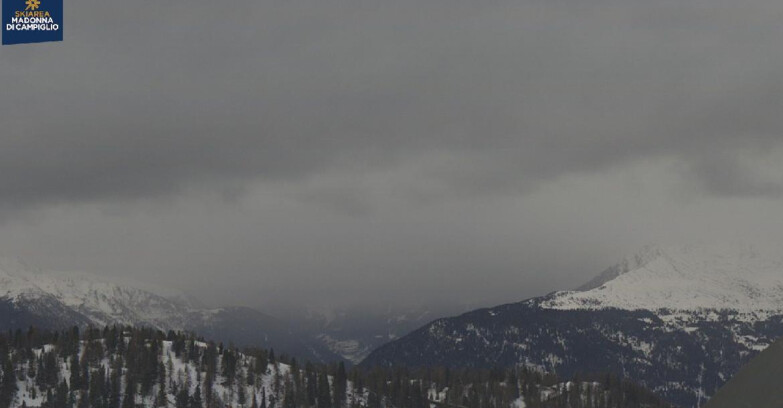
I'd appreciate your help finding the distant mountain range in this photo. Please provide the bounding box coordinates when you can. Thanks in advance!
[0,257,450,366]
[361,245,783,407]
[4,245,781,406]
[0,257,341,363]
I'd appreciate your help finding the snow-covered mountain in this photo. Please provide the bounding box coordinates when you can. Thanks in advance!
[362,245,783,407]
[0,258,195,330]
[0,256,456,366]
[543,245,783,314]
[0,257,341,363]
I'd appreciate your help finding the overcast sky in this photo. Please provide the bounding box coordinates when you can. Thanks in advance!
[1,0,783,313]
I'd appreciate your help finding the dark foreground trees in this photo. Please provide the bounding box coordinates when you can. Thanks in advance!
[0,327,670,408]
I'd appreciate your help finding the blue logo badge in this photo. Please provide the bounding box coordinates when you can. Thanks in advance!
[2,0,62,45]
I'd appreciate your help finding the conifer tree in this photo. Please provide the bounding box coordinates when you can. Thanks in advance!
[191,384,203,408]
[70,356,83,391]
[238,370,247,406]
[0,359,17,408]
[317,371,331,408]
[56,379,69,408]
[175,386,189,408]
[157,361,167,407]
[333,362,347,408]
[283,382,296,408]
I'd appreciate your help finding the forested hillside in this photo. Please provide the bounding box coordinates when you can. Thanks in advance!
[0,327,669,408]
[362,246,783,406]
[704,337,783,408]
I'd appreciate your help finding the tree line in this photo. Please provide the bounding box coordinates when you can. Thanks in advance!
[0,326,671,408]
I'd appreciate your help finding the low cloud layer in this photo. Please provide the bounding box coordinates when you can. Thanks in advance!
[1,0,783,312]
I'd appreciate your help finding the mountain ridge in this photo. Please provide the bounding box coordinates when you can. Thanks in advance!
[361,244,783,407]
[0,258,343,363]
[545,245,783,313]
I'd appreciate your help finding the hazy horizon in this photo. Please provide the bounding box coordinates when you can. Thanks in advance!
[3,0,783,314]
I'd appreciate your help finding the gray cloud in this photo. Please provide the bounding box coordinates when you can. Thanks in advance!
[2,0,783,210]
[1,0,783,311]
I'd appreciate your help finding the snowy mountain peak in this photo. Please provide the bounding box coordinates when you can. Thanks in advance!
[0,257,196,329]
[0,257,48,300]
[543,244,783,313]
[576,244,669,291]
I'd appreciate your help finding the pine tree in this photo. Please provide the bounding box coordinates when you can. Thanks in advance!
[157,361,167,407]
[88,371,100,408]
[77,390,89,408]
[56,379,70,408]
[222,348,238,388]
[175,386,190,408]
[70,356,83,391]
[317,371,331,408]
[508,368,520,400]
[306,366,317,407]
[283,382,296,408]
[333,362,347,408]
[237,370,247,406]
[109,356,123,408]
[191,385,203,408]
[0,359,17,408]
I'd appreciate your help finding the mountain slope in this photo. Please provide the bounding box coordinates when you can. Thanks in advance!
[0,326,672,408]
[0,258,194,328]
[0,258,340,363]
[290,305,445,364]
[188,306,342,363]
[704,336,783,408]
[0,327,358,408]
[362,245,783,407]
[544,245,783,313]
